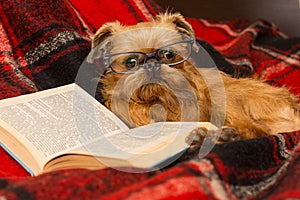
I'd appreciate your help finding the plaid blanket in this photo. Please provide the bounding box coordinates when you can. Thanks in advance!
[0,0,299,199]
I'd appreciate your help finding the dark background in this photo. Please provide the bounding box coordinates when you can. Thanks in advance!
[154,0,300,37]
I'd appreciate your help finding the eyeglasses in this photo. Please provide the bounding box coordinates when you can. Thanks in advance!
[102,39,194,74]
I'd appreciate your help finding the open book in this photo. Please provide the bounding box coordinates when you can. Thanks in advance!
[0,83,217,175]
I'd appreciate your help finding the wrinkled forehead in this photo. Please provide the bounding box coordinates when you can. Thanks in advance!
[107,27,186,53]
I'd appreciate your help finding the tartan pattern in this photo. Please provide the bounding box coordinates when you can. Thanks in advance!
[0,133,299,199]
[189,18,300,95]
[0,0,93,98]
[0,0,299,199]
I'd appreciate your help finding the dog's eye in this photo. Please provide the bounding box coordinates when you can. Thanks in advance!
[124,56,138,69]
[160,49,176,61]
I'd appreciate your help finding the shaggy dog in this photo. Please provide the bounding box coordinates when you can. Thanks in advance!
[87,13,300,147]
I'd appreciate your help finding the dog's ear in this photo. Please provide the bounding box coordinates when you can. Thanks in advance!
[156,12,199,52]
[155,12,195,38]
[92,21,122,48]
[87,22,122,63]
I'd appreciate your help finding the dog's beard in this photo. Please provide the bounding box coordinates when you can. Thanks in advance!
[108,64,200,127]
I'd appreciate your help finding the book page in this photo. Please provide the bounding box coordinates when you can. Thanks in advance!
[0,82,218,172]
[83,122,213,158]
[82,122,216,169]
[0,83,128,168]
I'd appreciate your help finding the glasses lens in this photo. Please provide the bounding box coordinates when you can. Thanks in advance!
[104,40,193,74]
[157,41,192,65]
[108,53,145,73]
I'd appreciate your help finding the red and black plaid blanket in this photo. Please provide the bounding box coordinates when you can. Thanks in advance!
[0,0,299,199]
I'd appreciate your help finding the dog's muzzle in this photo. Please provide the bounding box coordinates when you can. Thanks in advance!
[142,61,161,79]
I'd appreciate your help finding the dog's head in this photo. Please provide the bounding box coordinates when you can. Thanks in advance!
[88,13,203,127]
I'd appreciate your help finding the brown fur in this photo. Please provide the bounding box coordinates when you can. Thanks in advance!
[89,13,300,140]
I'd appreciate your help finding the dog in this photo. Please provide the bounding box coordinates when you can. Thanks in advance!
[87,12,300,148]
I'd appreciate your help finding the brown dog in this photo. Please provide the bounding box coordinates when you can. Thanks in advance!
[87,13,300,146]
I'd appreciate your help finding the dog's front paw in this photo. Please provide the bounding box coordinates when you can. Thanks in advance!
[185,126,240,153]
[185,127,210,152]
[218,126,241,142]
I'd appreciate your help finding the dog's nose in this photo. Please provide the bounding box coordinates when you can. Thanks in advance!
[142,61,161,78]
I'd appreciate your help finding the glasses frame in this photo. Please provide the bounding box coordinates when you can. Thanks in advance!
[102,39,194,74]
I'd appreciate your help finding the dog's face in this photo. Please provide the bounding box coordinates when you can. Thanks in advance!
[88,13,204,127]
